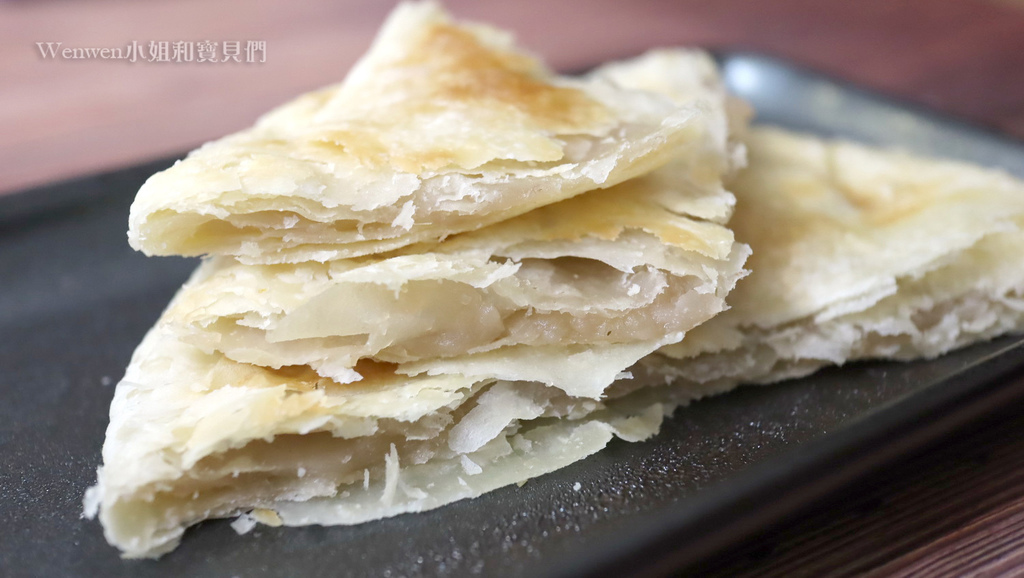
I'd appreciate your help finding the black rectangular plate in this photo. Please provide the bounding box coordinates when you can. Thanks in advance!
[2,52,1024,578]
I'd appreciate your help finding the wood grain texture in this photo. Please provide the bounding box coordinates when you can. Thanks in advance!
[2,0,1024,194]
[698,395,1024,578]
[4,1,1024,576]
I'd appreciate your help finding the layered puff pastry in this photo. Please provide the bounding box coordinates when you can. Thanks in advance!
[86,44,751,557]
[86,181,751,558]
[83,323,687,559]
[127,1,720,264]
[655,127,1024,391]
[161,158,749,390]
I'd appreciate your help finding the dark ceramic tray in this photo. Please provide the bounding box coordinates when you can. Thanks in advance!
[2,53,1023,578]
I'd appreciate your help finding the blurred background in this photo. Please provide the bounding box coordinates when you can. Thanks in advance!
[3,0,1024,195]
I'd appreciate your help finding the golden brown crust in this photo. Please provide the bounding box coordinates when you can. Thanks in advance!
[305,13,612,173]
[127,4,709,262]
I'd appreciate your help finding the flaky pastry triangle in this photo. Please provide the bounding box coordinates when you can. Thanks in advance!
[655,127,1024,391]
[87,45,750,558]
[128,2,718,264]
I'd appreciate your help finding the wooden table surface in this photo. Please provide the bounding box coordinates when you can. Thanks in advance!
[4,0,1024,575]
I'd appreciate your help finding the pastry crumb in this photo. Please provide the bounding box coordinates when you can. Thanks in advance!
[230,514,257,535]
[251,508,283,527]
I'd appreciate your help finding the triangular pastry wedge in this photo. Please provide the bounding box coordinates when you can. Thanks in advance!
[127,2,716,263]
[83,324,679,558]
[86,47,751,558]
[162,158,749,389]
[655,126,1024,392]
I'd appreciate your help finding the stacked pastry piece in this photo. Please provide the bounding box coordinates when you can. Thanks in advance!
[652,126,1024,394]
[85,3,751,558]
